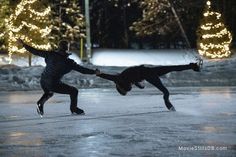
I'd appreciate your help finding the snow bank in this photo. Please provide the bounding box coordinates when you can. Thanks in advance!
[91,49,198,66]
[0,52,81,67]
[0,49,236,91]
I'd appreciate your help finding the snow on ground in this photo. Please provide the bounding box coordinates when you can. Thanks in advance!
[91,49,198,66]
[1,49,236,91]
[0,87,235,156]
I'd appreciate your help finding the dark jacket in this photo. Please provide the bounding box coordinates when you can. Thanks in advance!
[119,65,145,83]
[22,43,95,83]
[99,65,146,91]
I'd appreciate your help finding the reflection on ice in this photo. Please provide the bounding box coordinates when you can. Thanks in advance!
[9,132,26,138]
[199,87,234,99]
[201,126,224,133]
[178,108,203,116]
[0,87,235,156]
[5,131,43,147]
[220,112,236,116]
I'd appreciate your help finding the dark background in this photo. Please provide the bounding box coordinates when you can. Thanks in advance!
[79,0,236,49]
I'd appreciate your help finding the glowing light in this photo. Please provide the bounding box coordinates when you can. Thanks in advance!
[197,0,232,59]
[6,0,53,63]
[204,11,221,19]
[207,1,211,6]
[201,23,223,30]
[0,33,4,38]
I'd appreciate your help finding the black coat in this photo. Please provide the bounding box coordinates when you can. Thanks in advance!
[98,65,146,92]
[22,43,95,83]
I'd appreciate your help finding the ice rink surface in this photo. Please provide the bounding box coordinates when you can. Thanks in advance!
[0,87,235,157]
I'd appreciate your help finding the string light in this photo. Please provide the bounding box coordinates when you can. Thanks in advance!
[6,0,53,63]
[201,22,223,30]
[197,0,232,59]
[204,11,221,19]
[29,6,51,17]
[52,0,85,45]
[0,33,4,38]
[202,28,229,39]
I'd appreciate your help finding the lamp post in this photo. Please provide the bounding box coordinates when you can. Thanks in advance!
[85,0,91,61]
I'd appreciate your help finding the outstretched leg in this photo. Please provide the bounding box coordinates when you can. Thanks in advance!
[146,77,176,111]
[146,63,199,77]
[51,82,84,115]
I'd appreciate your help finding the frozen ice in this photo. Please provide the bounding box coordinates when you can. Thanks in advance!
[0,87,235,156]
[0,49,236,156]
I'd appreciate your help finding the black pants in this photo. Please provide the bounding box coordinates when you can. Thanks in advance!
[143,64,192,109]
[99,64,192,110]
[37,80,78,109]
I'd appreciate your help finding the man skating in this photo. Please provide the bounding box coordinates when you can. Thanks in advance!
[96,63,201,111]
[18,39,98,116]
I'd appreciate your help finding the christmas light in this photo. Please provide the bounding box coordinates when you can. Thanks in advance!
[130,0,180,37]
[29,6,51,17]
[202,28,229,39]
[0,33,4,38]
[201,22,223,30]
[6,0,53,63]
[197,0,232,59]
[51,0,85,45]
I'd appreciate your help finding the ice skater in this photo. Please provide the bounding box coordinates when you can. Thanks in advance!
[96,63,201,111]
[17,39,99,116]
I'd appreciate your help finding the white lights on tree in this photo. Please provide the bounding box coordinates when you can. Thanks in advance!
[197,0,232,59]
[6,0,53,63]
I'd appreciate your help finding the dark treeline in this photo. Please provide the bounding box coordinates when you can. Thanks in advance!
[1,0,235,51]
[79,0,236,49]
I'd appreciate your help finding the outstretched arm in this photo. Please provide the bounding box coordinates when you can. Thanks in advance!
[97,73,119,82]
[72,61,96,74]
[17,39,50,58]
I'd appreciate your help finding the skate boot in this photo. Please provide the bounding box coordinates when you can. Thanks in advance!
[190,63,200,72]
[36,102,44,117]
[169,106,176,111]
[70,107,85,115]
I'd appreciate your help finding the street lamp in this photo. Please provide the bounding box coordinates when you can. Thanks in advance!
[85,0,91,61]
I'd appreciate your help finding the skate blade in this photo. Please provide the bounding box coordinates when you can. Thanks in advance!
[36,106,43,118]
[169,106,176,112]
[71,112,85,116]
[197,58,203,69]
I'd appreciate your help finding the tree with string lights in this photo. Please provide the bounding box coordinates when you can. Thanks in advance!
[197,0,232,59]
[129,0,200,48]
[0,0,10,53]
[129,0,175,37]
[5,0,53,64]
[50,0,85,49]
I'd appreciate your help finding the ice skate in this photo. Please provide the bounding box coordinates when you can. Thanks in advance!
[169,106,176,111]
[70,107,85,115]
[36,102,44,117]
[190,63,200,72]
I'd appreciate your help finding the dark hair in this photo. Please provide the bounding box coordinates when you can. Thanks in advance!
[58,40,69,51]
[115,80,132,96]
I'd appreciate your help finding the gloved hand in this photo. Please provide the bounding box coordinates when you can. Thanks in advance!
[95,68,101,76]
[16,39,24,46]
